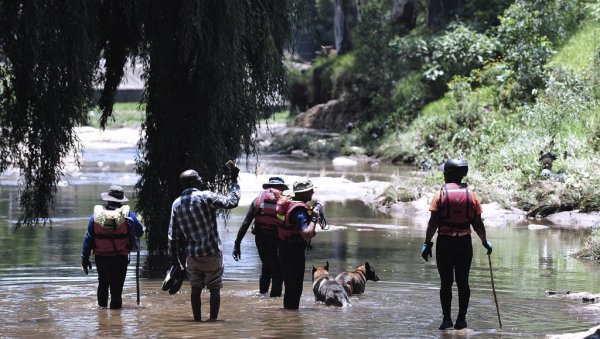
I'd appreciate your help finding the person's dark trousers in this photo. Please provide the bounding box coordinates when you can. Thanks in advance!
[95,255,129,309]
[278,241,307,309]
[255,231,283,297]
[436,235,473,322]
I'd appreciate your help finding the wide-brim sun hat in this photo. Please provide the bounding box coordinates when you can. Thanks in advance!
[100,185,129,203]
[292,179,316,193]
[262,176,289,190]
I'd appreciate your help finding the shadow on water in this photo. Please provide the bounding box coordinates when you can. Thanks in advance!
[1,154,600,337]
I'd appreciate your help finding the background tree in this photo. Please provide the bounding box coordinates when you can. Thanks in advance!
[136,1,298,269]
[335,0,357,55]
[391,0,420,30]
[426,0,463,29]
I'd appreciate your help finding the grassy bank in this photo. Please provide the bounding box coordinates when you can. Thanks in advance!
[376,19,600,210]
[86,102,145,128]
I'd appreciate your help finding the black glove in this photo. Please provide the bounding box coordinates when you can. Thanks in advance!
[482,240,493,255]
[81,257,92,275]
[232,242,241,261]
[421,242,433,262]
[226,160,240,182]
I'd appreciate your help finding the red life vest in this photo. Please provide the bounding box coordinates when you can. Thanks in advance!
[93,205,131,256]
[276,197,311,242]
[253,188,284,233]
[437,183,475,236]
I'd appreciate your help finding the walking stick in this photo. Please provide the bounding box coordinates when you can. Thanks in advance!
[136,238,140,305]
[488,254,502,328]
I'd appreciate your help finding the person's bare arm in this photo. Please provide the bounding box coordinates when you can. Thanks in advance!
[301,214,317,242]
[425,211,440,243]
[472,213,492,254]
[471,214,487,242]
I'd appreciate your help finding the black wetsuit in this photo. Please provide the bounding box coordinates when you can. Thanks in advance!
[278,207,310,309]
[236,198,283,296]
[436,234,473,323]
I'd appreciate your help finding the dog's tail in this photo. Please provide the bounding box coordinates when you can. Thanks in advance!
[325,287,349,307]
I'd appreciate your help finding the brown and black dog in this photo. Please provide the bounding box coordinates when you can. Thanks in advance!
[312,261,349,307]
[335,262,380,296]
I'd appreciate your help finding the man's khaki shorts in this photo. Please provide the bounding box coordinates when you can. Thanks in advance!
[186,252,224,290]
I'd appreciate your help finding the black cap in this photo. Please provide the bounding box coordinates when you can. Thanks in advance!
[438,159,468,174]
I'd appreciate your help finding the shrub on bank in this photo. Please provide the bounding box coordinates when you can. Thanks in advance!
[574,224,600,260]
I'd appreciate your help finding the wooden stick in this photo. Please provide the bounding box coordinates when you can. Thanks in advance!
[488,254,502,328]
[136,239,140,305]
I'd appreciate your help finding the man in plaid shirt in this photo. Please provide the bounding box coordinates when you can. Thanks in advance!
[169,164,240,322]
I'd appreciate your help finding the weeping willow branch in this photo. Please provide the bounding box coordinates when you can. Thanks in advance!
[0,1,99,227]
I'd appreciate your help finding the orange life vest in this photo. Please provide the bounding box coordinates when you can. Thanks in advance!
[276,197,312,242]
[253,188,284,233]
[93,205,131,256]
[437,183,475,237]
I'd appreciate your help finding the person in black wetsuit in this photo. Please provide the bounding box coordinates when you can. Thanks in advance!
[421,159,493,330]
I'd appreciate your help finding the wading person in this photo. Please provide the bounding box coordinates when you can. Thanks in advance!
[169,165,240,321]
[277,179,319,310]
[232,177,288,297]
[421,159,492,330]
[81,185,145,309]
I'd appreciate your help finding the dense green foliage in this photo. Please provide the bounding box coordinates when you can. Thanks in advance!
[292,0,600,219]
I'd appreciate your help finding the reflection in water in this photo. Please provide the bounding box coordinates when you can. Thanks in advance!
[1,155,600,337]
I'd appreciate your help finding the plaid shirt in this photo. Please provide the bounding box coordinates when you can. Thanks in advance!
[169,184,240,257]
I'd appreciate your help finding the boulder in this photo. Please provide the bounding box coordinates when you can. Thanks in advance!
[295,99,361,132]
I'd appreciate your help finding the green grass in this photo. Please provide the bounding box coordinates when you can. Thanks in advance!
[86,102,146,128]
[549,21,600,72]
[263,110,290,124]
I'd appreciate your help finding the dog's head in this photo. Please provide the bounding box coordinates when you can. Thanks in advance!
[312,261,330,282]
[361,262,380,282]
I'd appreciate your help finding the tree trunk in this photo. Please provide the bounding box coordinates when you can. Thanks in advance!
[355,0,369,21]
[335,0,352,55]
[391,0,419,30]
[426,0,463,29]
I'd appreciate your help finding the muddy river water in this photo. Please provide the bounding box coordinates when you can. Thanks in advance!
[1,140,599,338]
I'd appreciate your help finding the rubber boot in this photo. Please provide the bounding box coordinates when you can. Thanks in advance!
[455,310,468,329]
[191,286,202,322]
[259,274,270,294]
[270,277,283,297]
[454,319,467,330]
[439,319,454,330]
[209,289,220,321]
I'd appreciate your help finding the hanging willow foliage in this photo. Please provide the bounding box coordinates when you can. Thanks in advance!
[0,1,100,226]
[136,0,298,258]
[0,0,304,261]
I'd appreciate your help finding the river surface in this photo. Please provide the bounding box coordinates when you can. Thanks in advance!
[1,145,599,338]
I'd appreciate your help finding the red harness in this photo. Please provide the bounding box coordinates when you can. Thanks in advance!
[253,188,284,233]
[437,183,475,237]
[93,206,131,256]
[276,199,311,242]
